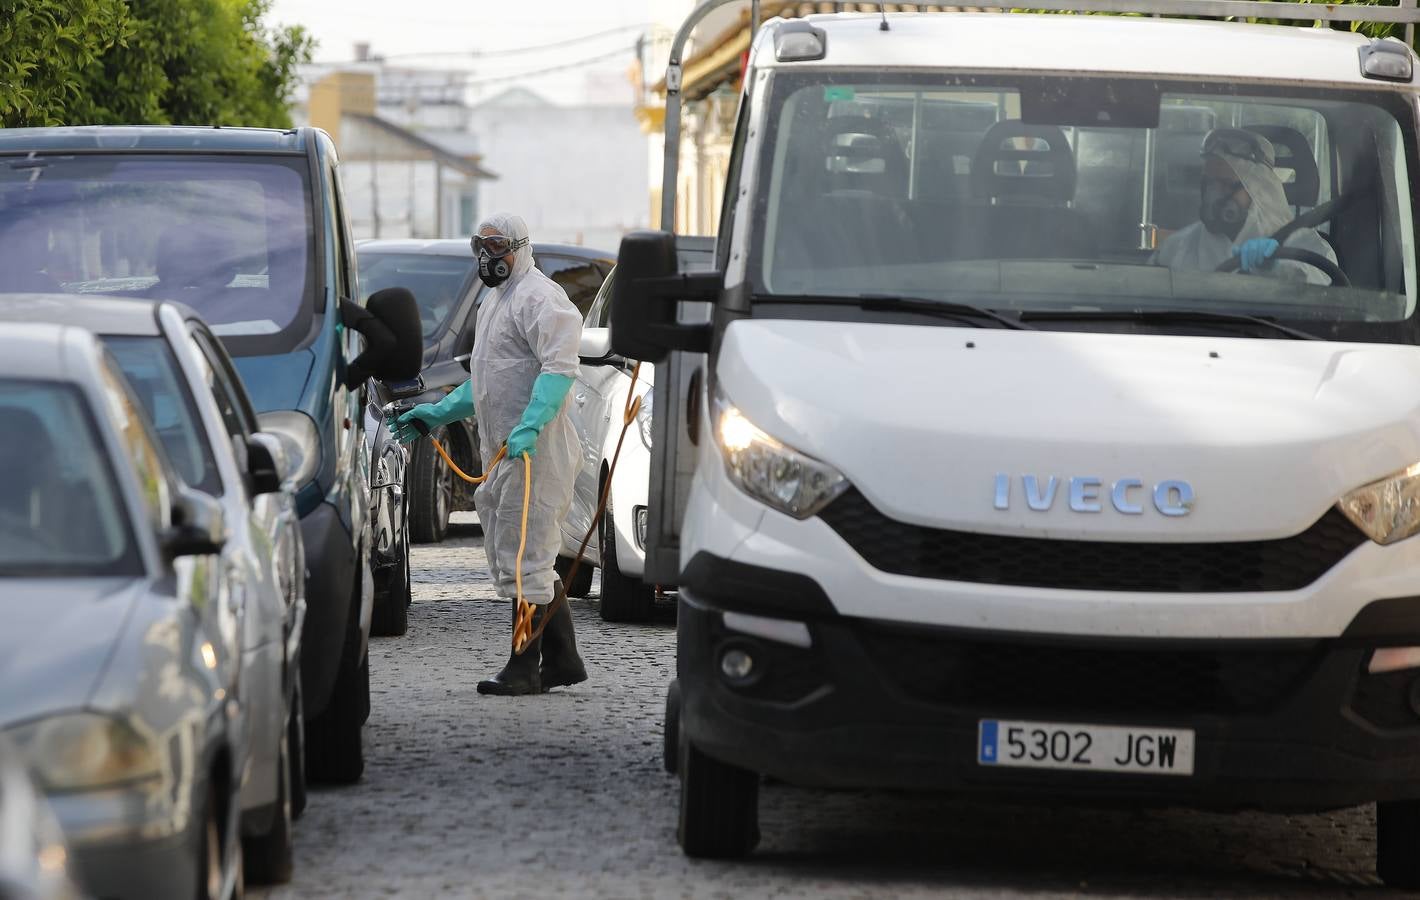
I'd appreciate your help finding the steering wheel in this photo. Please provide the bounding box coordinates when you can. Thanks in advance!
[1214,246,1349,286]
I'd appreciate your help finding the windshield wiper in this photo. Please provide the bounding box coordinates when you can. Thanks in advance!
[767,293,1033,330]
[1018,308,1320,340]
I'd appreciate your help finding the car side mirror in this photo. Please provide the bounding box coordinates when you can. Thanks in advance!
[610,231,719,362]
[163,488,227,558]
[578,327,622,365]
[246,432,288,495]
[362,287,424,382]
[455,353,471,373]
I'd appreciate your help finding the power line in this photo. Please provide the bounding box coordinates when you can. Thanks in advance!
[375,23,655,61]
[304,43,636,93]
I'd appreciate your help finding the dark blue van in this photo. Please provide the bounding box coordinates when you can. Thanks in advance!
[0,126,418,784]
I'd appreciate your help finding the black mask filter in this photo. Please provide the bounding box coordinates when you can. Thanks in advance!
[1200,180,1248,240]
[479,251,512,288]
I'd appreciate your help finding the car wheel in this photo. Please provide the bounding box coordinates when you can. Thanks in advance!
[409,427,452,544]
[198,786,223,900]
[677,738,759,859]
[372,518,411,637]
[288,679,307,820]
[1378,800,1420,888]
[305,570,367,785]
[241,727,294,885]
[663,679,681,775]
[555,555,595,598]
[598,497,653,623]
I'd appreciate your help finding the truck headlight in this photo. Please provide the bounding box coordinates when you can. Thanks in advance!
[1334,462,1420,547]
[258,410,322,489]
[7,714,161,792]
[712,385,848,519]
[1338,462,1420,545]
[636,389,654,450]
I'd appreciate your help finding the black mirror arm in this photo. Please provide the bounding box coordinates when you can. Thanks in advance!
[339,297,398,390]
[637,270,718,353]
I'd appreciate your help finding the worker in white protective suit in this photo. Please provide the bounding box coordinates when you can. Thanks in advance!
[391,212,587,696]
[1155,128,1338,285]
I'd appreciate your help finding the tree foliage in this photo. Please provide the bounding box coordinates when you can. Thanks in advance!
[0,0,313,129]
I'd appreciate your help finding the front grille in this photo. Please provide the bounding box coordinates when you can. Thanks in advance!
[820,490,1365,593]
[859,628,1324,715]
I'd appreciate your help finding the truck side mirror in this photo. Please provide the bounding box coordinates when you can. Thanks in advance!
[610,231,718,362]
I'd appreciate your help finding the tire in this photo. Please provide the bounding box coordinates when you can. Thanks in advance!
[598,498,653,623]
[555,555,595,599]
[409,428,453,544]
[1378,800,1420,888]
[304,571,367,785]
[288,680,307,820]
[241,728,294,885]
[371,518,411,637]
[677,738,760,859]
[663,679,681,775]
[198,786,223,900]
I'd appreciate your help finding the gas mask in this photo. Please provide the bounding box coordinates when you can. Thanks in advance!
[1200,178,1248,240]
[478,250,512,288]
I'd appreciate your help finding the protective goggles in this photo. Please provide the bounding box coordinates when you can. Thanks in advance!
[470,233,528,257]
[1201,128,1275,168]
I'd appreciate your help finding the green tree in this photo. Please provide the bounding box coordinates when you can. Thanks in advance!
[1,0,312,129]
[0,0,133,127]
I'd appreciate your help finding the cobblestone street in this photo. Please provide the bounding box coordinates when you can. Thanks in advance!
[254,515,1391,899]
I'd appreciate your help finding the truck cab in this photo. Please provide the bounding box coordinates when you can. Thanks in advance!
[616,4,1420,885]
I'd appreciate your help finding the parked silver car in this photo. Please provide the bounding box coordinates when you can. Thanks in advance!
[0,295,308,884]
[0,323,246,900]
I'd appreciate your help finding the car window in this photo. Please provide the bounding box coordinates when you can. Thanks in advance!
[359,252,476,340]
[536,254,610,320]
[188,330,253,441]
[587,269,616,328]
[105,335,222,496]
[96,356,174,537]
[0,376,139,576]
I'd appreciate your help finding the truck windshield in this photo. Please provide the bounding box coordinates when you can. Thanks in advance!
[754,73,1419,343]
[0,155,314,353]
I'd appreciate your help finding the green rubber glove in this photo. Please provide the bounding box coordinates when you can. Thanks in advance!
[506,373,574,461]
[390,380,475,444]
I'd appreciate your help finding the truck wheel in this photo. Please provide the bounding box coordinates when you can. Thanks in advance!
[1378,800,1420,888]
[241,728,294,885]
[555,555,594,598]
[409,429,452,544]
[678,738,759,858]
[371,520,411,637]
[598,499,653,623]
[663,679,681,775]
[304,574,367,785]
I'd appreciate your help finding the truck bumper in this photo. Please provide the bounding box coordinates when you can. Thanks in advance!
[678,559,1420,812]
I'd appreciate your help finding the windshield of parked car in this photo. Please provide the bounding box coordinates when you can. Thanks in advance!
[754,73,1419,343]
[359,252,474,340]
[106,336,221,496]
[0,155,314,353]
[0,379,138,576]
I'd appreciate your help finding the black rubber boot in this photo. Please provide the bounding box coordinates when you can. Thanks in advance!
[476,600,542,696]
[540,583,588,691]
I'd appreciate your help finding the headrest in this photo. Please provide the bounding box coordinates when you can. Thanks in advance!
[971,121,1077,205]
[1244,124,1322,208]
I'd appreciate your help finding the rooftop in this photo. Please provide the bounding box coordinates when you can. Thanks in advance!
[0,125,308,155]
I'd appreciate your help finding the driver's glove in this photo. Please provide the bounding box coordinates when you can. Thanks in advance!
[1233,238,1280,273]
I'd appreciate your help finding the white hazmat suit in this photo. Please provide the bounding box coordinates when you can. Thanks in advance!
[469,213,583,605]
[1155,138,1337,285]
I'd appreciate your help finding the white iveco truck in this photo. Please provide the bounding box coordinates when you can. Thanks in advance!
[613,0,1420,886]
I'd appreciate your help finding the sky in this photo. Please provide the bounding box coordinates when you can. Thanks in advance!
[266,0,664,105]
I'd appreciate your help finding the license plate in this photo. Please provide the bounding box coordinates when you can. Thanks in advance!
[978,719,1195,776]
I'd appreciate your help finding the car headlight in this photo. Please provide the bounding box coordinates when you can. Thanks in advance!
[636,389,654,450]
[258,410,322,489]
[7,714,161,792]
[711,385,848,519]
[1338,461,1420,545]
